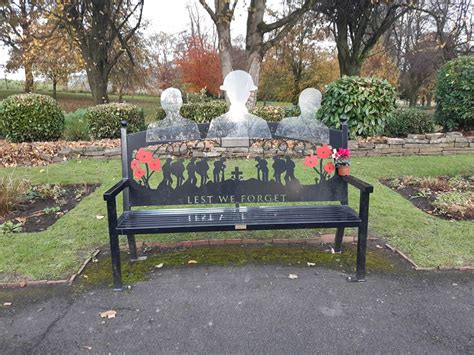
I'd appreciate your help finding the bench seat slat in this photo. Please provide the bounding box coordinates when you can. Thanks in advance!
[115,205,361,234]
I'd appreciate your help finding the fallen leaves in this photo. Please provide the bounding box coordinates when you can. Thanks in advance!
[3,302,12,306]
[307,262,316,267]
[187,260,198,264]
[288,274,298,279]
[100,310,117,319]
[155,263,164,268]
[95,215,105,220]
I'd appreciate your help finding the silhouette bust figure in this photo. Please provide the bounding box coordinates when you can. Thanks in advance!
[275,88,329,143]
[146,88,201,142]
[206,70,271,139]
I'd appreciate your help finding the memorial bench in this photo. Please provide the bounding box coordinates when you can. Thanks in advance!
[104,120,373,290]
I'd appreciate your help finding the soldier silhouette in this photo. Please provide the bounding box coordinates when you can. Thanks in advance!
[146,88,201,142]
[206,70,271,139]
[255,157,269,182]
[272,156,286,184]
[185,157,198,186]
[171,159,185,187]
[161,158,173,187]
[284,156,298,184]
[213,157,226,183]
[196,158,210,186]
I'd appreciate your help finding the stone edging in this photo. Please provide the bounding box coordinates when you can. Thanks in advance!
[54,132,473,161]
[350,132,474,157]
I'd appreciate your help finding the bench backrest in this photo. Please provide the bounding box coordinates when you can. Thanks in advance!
[120,121,349,209]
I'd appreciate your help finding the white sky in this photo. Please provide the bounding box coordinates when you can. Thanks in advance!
[0,0,267,81]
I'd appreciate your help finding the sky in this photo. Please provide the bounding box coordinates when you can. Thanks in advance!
[0,0,270,81]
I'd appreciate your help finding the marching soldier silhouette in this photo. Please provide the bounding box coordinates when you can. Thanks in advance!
[255,157,269,182]
[272,156,286,184]
[213,157,226,183]
[196,158,210,187]
[171,159,185,187]
[185,157,198,186]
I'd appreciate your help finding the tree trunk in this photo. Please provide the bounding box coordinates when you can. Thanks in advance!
[408,92,417,107]
[118,85,123,103]
[337,52,362,76]
[24,62,34,93]
[246,53,262,109]
[85,64,109,104]
[52,79,57,100]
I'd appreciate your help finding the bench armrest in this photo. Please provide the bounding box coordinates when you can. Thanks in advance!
[103,179,129,201]
[342,175,374,194]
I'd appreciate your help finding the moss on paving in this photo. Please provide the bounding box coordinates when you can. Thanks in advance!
[77,245,396,289]
[0,155,473,282]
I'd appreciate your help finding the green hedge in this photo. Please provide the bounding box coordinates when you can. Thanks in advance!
[156,101,297,123]
[86,103,145,139]
[435,56,474,131]
[384,108,435,137]
[0,94,64,142]
[317,76,397,137]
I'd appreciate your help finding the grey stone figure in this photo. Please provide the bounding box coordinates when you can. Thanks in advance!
[206,70,271,140]
[275,88,329,144]
[146,88,201,142]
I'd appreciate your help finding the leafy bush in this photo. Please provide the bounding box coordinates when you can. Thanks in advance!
[384,108,435,137]
[86,103,145,139]
[283,104,301,118]
[251,105,285,122]
[435,56,474,131]
[178,101,227,123]
[317,76,397,137]
[0,93,64,142]
[63,108,90,141]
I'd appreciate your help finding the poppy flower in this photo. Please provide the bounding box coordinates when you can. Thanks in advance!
[324,162,335,174]
[304,154,318,168]
[149,158,161,171]
[134,167,145,179]
[131,159,140,170]
[136,148,152,164]
[316,144,332,160]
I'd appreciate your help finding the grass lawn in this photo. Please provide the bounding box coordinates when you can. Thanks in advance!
[0,155,473,282]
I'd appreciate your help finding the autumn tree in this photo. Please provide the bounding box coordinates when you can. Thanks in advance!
[30,24,83,99]
[361,41,399,88]
[199,0,315,106]
[110,33,148,101]
[55,0,144,104]
[315,0,414,76]
[0,0,45,92]
[176,35,222,96]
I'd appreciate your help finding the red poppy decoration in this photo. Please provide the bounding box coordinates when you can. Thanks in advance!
[316,144,332,160]
[149,158,162,171]
[133,167,145,179]
[324,162,335,174]
[136,148,152,164]
[131,159,140,170]
[304,154,318,168]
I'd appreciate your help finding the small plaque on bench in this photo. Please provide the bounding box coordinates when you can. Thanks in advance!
[235,224,247,230]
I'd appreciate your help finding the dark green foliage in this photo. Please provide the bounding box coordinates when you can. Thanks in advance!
[0,94,65,142]
[283,104,301,118]
[384,108,435,137]
[173,101,227,123]
[86,103,145,139]
[63,108,90,141]
[317,76,397,137]
[435,56,474,131]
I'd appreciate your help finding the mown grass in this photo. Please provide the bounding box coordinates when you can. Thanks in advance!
[0,155,473,281]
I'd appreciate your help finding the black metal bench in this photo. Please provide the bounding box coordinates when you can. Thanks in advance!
[104,120,373,290]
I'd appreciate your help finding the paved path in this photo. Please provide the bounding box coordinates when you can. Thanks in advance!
[1,266,473,354]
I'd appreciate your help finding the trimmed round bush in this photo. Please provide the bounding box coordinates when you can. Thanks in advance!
[86,103,145,139]
[384,108,435,137]
[435,56,474,131]
[317,76,397,137]
[171,101,227,123]
[251,105,285,122]
[0,94,64,142]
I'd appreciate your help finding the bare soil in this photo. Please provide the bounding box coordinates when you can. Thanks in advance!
[0,183,99,232]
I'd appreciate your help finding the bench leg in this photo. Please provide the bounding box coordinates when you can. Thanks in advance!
[348,191,370,283]
[127,234,138,260]
[334,227,344,253]
[109,233,123,291]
